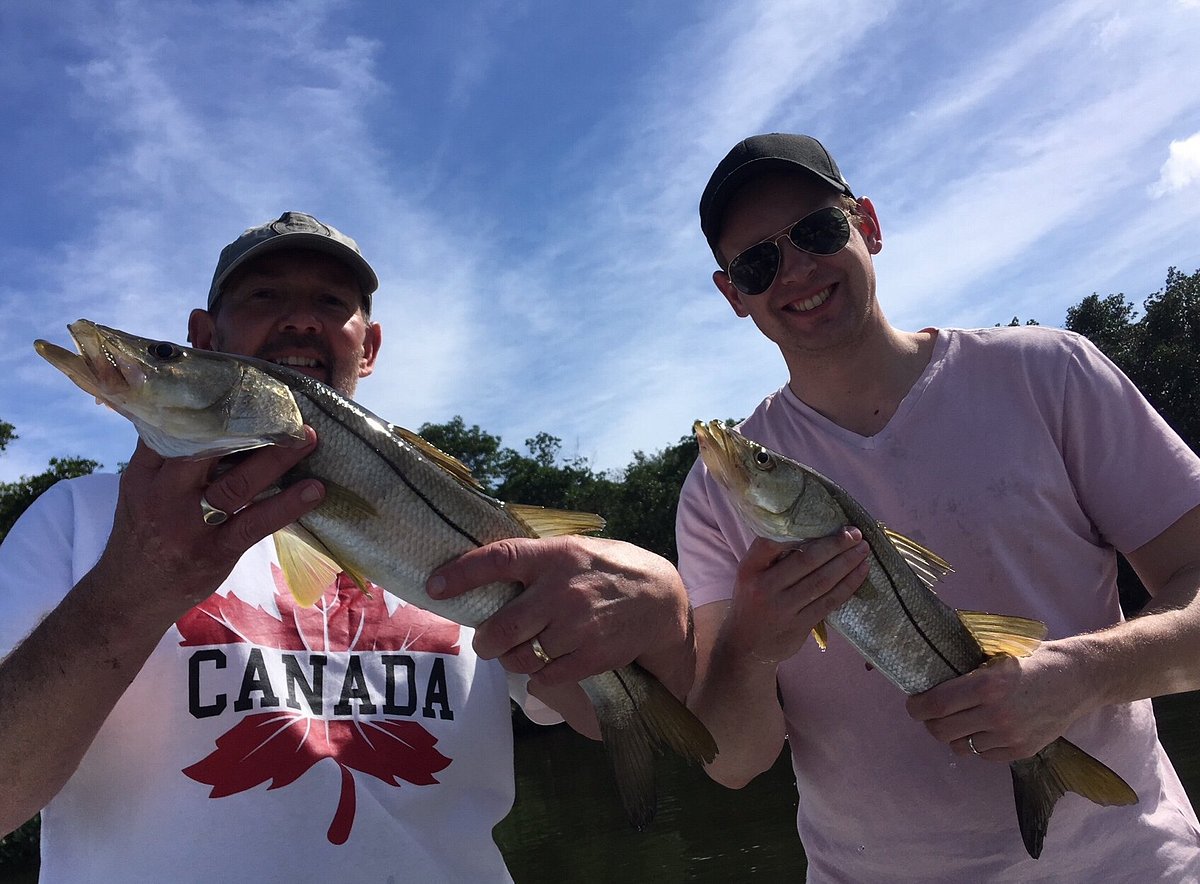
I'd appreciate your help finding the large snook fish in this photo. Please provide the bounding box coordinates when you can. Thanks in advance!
[692,419,1137,859]
[33,319,718,828]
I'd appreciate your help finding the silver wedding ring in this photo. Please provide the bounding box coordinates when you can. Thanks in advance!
[967,735,981,756]
[199,494,229,526]
[530,636,554,665]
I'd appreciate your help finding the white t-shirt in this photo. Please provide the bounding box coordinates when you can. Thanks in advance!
[677,326,1200,882]
[0,472,519,883]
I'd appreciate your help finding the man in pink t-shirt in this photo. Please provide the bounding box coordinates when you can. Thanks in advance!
[678,133,1200,880]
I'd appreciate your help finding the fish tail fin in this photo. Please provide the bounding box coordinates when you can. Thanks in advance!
[582,665,718,829]
[1010,737,1138,859]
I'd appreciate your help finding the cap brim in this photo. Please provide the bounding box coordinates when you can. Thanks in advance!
[209,233,379,308]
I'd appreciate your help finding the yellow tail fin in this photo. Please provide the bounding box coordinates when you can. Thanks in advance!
[1010,737,1138,858]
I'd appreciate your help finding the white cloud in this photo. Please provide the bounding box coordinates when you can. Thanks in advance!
[1150,131,1200,197]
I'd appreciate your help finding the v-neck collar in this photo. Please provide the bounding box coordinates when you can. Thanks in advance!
[778,328,950,450]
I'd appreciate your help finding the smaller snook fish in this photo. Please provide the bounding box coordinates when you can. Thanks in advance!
[692,419,1137,859]
[33,320,719,829]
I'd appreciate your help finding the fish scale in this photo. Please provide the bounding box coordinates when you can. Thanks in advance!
[283,376,524,627]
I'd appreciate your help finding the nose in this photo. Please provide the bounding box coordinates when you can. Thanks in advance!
[773,236,818,287]
[278,303,322,334]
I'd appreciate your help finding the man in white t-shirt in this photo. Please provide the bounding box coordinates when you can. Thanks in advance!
[678,134,1200,880]
[0,212,695,882]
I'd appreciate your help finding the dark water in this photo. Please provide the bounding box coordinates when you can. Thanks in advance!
[495,692,1200,882]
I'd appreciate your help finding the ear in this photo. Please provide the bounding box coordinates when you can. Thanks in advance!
[855,196,883,254]
[187,308,217,351]
[357,321,383,379]
[713,270,751,318]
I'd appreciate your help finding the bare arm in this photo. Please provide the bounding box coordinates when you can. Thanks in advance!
[907,503,1200,761]
[0,435,322,834]
[687,531,869,787]
[426,535,696,739]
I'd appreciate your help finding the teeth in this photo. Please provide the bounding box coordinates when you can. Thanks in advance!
[276,356,319,368]
[791,287,831,312]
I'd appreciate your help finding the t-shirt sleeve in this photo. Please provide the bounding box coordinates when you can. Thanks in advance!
[1059,334,1200,553]
[0,479,86,657]
[675,459,749,609]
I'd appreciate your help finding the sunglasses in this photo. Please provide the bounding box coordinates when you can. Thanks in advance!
[725,205,853,295]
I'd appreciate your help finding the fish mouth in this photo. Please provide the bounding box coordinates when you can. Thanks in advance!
[35,320,147,403]
[693,420,749,495]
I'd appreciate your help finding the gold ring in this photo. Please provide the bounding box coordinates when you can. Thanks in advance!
[967,735,981,756]
[530,636,553,665]
[199,495,229,526]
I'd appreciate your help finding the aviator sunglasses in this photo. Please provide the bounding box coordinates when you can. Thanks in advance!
[725,205,854,295]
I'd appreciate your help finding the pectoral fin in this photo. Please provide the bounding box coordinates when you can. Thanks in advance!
[811,620,829,650]
[273,523,372,606]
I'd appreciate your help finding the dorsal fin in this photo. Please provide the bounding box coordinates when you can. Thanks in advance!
[505,502,606,537]
[391,424,484,491]
[883,525,954,588]
[958,610,1047,657]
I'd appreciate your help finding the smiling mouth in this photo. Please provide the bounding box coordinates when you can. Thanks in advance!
[783,285,832,313]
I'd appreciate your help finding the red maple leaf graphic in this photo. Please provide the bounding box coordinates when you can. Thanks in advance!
[178,568,462,654]
[179,571,459,843]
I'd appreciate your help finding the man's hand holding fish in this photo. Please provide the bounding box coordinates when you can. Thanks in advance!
[906,503,1200,765]
[429,532,698,738]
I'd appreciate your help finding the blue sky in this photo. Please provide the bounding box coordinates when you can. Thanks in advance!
[3,0,1200,482]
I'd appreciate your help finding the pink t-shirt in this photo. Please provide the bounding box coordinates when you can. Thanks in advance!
[677,326,1200,882]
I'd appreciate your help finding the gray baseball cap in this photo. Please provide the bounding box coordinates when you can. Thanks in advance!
[699,134,854,260]
[207,211,379,311]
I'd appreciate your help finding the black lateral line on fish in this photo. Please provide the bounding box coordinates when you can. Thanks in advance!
[880,559,967,677]
[291,382,488,549]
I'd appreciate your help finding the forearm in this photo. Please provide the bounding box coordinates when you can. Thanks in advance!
[0,561,181,833]
[688,613,787,788]
[1056,564,1200,713]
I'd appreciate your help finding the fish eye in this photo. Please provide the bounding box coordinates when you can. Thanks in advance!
[149,341,182,360]
[753,449,774,469]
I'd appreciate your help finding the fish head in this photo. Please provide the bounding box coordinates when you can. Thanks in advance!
[693,419,844,540]
[35,319,307,459]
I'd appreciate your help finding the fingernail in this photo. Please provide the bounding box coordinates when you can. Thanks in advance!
[300,482,323,503]
[426,574,445,599]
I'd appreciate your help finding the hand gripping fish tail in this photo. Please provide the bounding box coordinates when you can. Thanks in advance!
[692,419,1138,859]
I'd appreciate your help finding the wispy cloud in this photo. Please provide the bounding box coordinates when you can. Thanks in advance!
[4,0,1200,484]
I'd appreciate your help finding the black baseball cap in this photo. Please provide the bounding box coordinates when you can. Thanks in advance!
[207,211,379,311]
[699,133,855,260]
